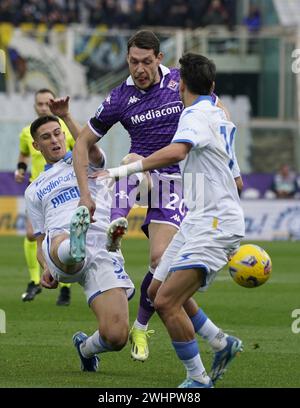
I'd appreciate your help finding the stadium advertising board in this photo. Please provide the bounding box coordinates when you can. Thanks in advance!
[243,199,300,240]
[1,197,300,240]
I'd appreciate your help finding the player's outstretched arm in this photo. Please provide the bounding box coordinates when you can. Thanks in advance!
[91,142,191,181]
[120,153,153,196]
[139,143,190,172]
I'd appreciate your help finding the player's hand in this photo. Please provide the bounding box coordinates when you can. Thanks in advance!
[89,169,115,189]
[41,268,58,289]
[14,169,25,183]
[49,96,70,119]
[79,195,96,223]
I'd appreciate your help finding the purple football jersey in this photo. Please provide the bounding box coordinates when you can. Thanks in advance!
[89,65,218,232]
[89,65,217,173]
[89,65,183,173]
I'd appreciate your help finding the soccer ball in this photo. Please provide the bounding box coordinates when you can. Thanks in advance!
[228,244,272,288]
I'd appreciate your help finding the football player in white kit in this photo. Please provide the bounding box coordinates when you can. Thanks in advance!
[25,115,134,372]
[91,53,245,387]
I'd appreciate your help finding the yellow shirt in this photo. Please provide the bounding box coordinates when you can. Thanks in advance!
[19,119,75,181]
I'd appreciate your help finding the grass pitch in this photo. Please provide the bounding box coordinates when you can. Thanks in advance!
[0,237,299,388]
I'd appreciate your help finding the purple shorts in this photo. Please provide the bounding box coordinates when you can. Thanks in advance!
[141,171,186,237]
[111,172,186,237]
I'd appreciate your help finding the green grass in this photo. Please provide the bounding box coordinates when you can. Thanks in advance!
[0,237,299,388]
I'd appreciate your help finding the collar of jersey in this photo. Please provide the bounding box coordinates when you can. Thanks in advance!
[44,151,72,171]
[126,64,170,89]
[192,95,214,105]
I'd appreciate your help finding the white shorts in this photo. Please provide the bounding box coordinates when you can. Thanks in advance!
[42,229,135,304]
[154,221,242,291]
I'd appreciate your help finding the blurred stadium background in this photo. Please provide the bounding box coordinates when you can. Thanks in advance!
[0,0,300,388]
[1,0,300,240]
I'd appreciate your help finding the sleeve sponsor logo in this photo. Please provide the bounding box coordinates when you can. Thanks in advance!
[95,104,104,118]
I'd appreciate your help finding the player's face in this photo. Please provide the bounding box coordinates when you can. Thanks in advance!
[127,47,163,90]
[33,121,67,163]
[34,92,53,117]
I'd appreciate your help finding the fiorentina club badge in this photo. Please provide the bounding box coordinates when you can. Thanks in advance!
[167,80,179,91]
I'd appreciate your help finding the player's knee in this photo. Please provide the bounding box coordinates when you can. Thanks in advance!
[147,280,161,303]
[153,294,171,316]
[104,332,128,351]
[100,322,129,351]
[150,255,161,270]
[120,153,143,165]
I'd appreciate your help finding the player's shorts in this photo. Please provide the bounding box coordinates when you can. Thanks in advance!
[154,219,243,291]
[42,229,135,305]
[141,171,186,237]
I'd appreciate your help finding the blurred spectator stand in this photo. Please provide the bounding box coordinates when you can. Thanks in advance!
[271,164,298,199]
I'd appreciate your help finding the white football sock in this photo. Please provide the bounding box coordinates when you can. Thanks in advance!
[57,239,76,265]
[134,319,148,331]
[80,331,112,357]
[197,319,227,351]
[209,330,228,352]
[183,354,210,384]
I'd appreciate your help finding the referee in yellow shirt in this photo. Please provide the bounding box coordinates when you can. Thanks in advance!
[15,89,76,305]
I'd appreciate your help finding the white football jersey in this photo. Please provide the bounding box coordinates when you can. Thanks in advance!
[172,95,245,236]
[25,151,110,236]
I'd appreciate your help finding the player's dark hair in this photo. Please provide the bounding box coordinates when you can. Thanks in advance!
[127,30,160,56]
[30,115,60,139]
[179,53,216,95]
[35,88,56,98]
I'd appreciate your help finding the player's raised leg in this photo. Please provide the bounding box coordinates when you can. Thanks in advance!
[49,206,90,271]
[106,216,129,252]
[70,206,90,262]
[107,154,151,252]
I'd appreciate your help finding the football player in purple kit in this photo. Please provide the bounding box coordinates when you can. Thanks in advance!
[73,30,242,370]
